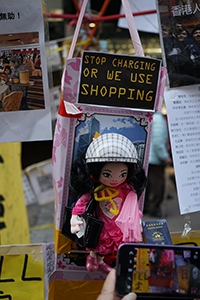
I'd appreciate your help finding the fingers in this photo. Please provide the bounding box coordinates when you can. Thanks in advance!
[101,268,116,295]
[76,220,84,226]
[97,269,137,300]
[71,221,83,234]
[70,215,83,227]
[122,292,137,300]
[71,219,83,226]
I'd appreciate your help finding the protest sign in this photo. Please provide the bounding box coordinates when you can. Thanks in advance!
[0,253,43,299]
[0,0,52,142]
[77,51,161,111]
[0,142,30,245]
[0,243,54,300]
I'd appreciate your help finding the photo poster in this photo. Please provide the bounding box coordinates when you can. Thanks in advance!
[164,85,200,215]
[77,51,162,111]
[0,0,52,142]
[156,0,200,88]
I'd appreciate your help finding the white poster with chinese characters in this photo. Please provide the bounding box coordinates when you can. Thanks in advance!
[0,0,52,142]
[165,85,200,215]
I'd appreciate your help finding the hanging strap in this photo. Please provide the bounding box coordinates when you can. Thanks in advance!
[67,0,144,58]
[68,0,89,59]
[121,0,144,57]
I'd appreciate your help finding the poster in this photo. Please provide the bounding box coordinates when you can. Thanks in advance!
[156,0,200,88]
[118,0,159,34]
[77,51,161,111]
[0,0,52,142]
[0,142,30,245]
[0,243,55,300]
[165,85,200,214]
[68,113,148,207]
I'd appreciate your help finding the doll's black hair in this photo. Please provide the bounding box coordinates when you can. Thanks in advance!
[69,150,147,200]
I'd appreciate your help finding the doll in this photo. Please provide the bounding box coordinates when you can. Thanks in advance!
[69,133,147,274]
[149,248,174,277]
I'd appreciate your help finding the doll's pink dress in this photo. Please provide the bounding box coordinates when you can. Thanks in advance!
[72,183,143,255]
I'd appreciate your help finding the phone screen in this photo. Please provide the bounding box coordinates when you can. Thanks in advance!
[116,243,200,299]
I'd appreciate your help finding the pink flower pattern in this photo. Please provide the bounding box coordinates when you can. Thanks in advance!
[54,128,67,148]
[57,177,63,188]
[65,70,73,85]
[64,80,79,103]
[145,112,154,122]
[57,260,66,269]
[64,87,75,102]
[68,60,80,71]
[57,118,61,132]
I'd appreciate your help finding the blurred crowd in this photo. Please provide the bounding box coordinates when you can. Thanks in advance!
[0,51,41,110]
[144,112,172,217]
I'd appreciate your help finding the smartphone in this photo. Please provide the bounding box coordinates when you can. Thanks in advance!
[115,243,200,299]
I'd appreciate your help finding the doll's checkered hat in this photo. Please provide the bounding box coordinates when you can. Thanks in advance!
[85,133,138,163]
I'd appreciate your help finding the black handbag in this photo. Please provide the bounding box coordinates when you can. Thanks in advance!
[61,196,104,249]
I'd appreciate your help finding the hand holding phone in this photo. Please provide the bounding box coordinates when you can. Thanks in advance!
[97,269,137,300]
[115,243,200,299]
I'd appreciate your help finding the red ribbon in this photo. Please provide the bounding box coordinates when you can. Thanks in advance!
[58,100,82,119]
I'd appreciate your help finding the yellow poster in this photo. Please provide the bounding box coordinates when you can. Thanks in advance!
[171,231,200,246]
[0,142,30,245]
[132,248,150,293]
[0,245,44,299]
[132,270,150,293]
[177,266,190,294]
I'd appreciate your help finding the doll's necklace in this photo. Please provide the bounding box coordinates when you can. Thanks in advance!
[93,184,119,216]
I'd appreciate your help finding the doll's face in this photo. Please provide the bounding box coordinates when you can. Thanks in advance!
[99,162,128,187]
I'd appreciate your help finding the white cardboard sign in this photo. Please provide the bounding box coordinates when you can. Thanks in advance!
[165,85,200,214]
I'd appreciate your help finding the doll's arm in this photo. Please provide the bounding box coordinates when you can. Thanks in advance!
[70,193,91,234]
[70,214,83,234]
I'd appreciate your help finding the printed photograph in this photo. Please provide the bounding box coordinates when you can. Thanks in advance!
[73,113,147,164]
[157,0,200,88]
[0,32,44,111]
[68,112,148,211]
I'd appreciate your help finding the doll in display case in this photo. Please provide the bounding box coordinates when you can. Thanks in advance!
[69,133,147,274]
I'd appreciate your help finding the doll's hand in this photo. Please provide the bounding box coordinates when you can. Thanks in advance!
[70,214,83,234]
